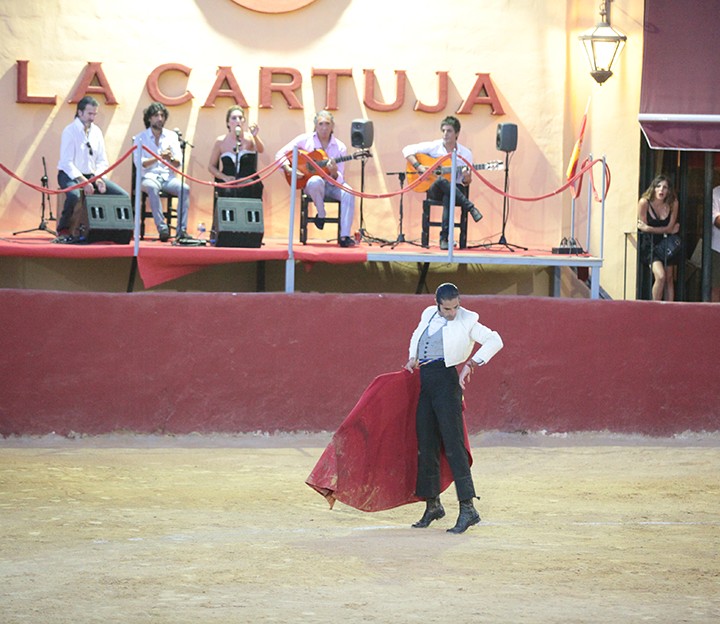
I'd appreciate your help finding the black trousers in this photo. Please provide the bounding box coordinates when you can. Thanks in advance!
[426,178,473,239]
[415,361,476,501]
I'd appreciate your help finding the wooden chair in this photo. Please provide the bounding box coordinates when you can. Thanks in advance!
[130,161,176,240]
[421,184,470,249]
[299,193,342,244]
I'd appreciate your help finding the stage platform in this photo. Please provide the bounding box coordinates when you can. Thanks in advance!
[0,234,602,297]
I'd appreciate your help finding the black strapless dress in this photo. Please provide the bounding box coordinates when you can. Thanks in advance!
[215,151,263,199]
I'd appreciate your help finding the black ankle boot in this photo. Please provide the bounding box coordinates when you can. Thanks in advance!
[446,499,480,534]
[412,496,445,528]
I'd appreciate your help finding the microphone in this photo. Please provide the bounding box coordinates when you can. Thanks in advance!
[173,128,193,148]
[235,126,241,139]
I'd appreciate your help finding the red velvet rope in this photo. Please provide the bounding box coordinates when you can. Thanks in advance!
[140,145,283,188]
[1,147,611,205]
[465,154,610,203]
[0,146,136,195]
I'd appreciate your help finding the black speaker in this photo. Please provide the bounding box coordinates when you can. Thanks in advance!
[496,123,518,152]
[351,119,374,148]
[214,197,264,248]
[84,194,133,244]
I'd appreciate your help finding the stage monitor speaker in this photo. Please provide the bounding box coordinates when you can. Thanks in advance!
[84,194,133,244]
[496,123,518,153]
[351,119,374,148]
[214,197,264,248]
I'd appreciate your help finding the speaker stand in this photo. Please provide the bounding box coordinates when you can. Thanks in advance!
[469,150,527,252]
[356,152,383,245]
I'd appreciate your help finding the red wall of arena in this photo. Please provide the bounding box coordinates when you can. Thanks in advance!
[1,290,718,437]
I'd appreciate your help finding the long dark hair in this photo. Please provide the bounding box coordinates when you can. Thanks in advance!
[641,175,677,206]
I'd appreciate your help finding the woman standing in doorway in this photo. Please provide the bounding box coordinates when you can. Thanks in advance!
[637,175,680,301]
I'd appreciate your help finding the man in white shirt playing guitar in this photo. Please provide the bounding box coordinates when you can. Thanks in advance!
[402,116,483,250]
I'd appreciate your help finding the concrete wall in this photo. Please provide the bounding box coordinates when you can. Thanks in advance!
[1,289,717,437]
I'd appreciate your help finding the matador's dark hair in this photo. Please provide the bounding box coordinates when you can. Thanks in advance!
[435,282,460,304]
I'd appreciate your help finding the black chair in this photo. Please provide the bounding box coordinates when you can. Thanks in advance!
[130,161,176,240]
[299,192,341,244]
[421,184,469,249]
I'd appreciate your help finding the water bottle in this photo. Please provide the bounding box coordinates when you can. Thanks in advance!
[196,222,206,240]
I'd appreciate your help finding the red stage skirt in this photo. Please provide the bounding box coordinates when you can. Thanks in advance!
[305,370,472,512]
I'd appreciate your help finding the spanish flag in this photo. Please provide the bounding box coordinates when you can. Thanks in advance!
[566,98,590,180]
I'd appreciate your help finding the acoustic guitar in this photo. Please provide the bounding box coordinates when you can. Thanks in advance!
[406,153,504,193]
[284,148,370,189]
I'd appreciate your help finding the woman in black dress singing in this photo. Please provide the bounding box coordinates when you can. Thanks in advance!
[208,105,264,199]
[637,175,680,301]
[207,106,264,242]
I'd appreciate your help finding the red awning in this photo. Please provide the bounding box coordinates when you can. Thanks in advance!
[639,1,720,151]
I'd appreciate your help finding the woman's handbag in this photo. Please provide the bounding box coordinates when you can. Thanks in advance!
[653,233,682,263]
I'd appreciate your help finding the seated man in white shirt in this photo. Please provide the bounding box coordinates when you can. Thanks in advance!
[55,96,128,243]
[402,116,483,250]
[136,102,190,242]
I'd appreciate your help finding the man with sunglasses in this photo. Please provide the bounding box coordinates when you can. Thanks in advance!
[55,96,128,243]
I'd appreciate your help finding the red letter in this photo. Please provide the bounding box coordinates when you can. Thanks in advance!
[146,64,193,107]
[203,66,250,108]
[16,60,56,105]
[363,69,406,112]
[414,71,448,113]
[456,73,505,115]
[259,67,303,109]
[68,62,118,105]
[312,68,353,110]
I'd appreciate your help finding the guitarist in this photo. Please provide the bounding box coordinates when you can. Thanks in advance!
[275,110,356,247]
[402,116,483,250]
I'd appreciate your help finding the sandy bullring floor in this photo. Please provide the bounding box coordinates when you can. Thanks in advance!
[1,431,719,623]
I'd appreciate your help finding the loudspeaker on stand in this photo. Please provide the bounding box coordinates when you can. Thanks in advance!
[496,123,518,152]
[351,119,374,149]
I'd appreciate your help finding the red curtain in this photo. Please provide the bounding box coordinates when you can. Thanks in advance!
[639,0,720,150]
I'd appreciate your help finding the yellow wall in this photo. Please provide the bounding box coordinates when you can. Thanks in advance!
[0,0,643,299]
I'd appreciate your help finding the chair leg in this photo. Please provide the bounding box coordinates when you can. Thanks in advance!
[140,196,147,240]
[459,209,468,249]
[421,202,430,248]
[300,196,308,245]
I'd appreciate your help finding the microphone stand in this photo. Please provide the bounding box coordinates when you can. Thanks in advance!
[173,131,204,246]
[381,171,422,248]
[13,156,56,237]
[235,129,242,178]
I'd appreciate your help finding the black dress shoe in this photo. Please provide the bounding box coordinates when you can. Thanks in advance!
[339,236,356,248]
[412,497,445,528]
[314,216,325,230]
[447,500,480,534]
[469,205,483,222]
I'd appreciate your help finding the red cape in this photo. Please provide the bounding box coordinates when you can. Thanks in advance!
[306,370,472,512]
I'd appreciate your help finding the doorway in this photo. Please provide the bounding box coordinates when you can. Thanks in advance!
[637,135,720,301]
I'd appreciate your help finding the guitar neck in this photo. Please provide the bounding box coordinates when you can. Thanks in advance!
[316,153,354,167]
[439,162,498,174]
